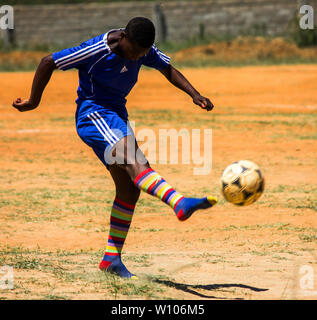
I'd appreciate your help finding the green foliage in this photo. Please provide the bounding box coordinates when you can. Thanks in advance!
[289,16,317,48]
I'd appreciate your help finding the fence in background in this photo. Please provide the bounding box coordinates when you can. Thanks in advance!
[1,0,317,47]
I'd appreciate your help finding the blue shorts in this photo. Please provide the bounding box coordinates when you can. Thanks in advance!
[75,100,134,169]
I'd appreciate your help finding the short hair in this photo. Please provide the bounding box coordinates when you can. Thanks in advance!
[125,17,155,48]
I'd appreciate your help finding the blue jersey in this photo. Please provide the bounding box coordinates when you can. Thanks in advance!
[52,29,170,119]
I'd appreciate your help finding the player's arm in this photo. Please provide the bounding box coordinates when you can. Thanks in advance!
[12,54,57,112]
[159,64,214,111]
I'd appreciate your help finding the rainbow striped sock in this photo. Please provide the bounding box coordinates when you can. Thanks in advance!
[134,168,218,221]
[99,197,137,279]
[134,167,184,213]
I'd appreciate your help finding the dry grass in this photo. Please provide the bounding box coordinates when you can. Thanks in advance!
[171,37,317,66]
[1,36,317,71]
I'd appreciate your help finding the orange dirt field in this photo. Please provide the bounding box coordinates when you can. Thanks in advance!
[0,65,316,300]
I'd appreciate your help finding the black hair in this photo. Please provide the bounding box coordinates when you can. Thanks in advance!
[125,17,155,48]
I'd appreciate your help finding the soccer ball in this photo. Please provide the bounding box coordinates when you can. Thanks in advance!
[221,160,265,206]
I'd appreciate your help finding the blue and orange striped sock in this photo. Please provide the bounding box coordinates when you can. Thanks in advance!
[99,197,137,279]
[134,168,218,221]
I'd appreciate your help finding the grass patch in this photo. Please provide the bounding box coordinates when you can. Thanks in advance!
[299,234,317,242]
[0,187,112,221]
[0,246,174,299]
[172,57,317,69]
[131,109,317,131]
[297,134,317,140]
[102,273,164,299]
[270,184,317,194]
[44,294,68,300]
[144,228,164,232]
[221,223,317,234]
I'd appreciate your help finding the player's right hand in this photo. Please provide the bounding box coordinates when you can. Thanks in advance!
[12,98,38,112]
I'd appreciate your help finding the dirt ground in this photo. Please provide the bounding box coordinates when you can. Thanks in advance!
[0,65,316,300]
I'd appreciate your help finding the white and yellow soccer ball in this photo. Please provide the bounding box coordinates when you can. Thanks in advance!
[221,160,265,206]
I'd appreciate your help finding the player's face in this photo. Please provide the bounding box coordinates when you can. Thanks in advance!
[121,37,151,61]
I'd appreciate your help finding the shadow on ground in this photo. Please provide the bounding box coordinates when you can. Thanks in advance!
[154,279,269,299]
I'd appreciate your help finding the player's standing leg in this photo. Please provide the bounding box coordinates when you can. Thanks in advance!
[99,165,140,279]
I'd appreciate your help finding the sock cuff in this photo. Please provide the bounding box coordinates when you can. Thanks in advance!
[134,167,154,185]
[114,197,136,210]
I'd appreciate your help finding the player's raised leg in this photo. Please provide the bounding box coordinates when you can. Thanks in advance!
[112,135,218,221]
[99,165,140,279]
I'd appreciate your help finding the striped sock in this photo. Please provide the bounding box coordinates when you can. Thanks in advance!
[134,168,184,213]
[99,197,137,279]
[134,168,218,221]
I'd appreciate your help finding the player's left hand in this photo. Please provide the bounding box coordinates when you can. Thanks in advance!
[193,95,214,111]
